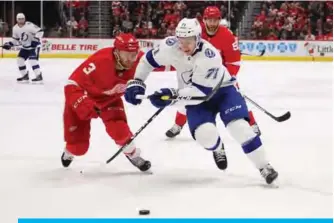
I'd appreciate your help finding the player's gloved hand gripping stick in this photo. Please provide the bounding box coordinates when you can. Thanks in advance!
[106,75,225,164]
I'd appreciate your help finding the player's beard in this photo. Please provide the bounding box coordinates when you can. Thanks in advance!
[205,24,219,36]
[114,51,132,70]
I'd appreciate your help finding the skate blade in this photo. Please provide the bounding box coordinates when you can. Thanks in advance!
[142,170,153,175]
[262,177,280,189]
[31,81,44,85]
[17,80,30,84]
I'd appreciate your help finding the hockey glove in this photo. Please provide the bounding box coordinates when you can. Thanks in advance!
[31,40,40,48]
[149,88,178,108]
[2,42,13,50]
[72,94,100,120]
[125,79,146,105]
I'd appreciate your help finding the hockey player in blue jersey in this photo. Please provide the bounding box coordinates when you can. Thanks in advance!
[2,13,44,83]
[125,18,278,184]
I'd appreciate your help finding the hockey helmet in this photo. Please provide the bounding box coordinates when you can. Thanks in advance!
[114,33,139,52]
[176,18,202,48]
[203,6,221,19]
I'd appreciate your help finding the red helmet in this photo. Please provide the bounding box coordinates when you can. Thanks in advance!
[114,33,139,52]
[203,6,221,19]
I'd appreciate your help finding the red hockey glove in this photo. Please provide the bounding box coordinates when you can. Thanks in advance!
[65,84,100,120]
[72,94,100,120]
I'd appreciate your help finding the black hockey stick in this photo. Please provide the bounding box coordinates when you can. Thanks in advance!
[106,107,165,164]
[241,49,266,57]
[106,73,226,164]
[137,74,232,102]
[244,95,291,122]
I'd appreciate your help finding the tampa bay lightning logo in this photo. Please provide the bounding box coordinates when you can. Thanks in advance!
[21,32,29,41]
[180,69,193,84]
[205,48,215,58]
[166,37,177,46]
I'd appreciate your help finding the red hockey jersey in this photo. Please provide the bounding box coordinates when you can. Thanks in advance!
[65,47,144,109]
[201,25,241,76]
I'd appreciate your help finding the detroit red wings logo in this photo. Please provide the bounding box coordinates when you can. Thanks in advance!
[103,84,126,95]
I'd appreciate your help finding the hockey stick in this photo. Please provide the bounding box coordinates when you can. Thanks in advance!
[106,74,226,164]
[106,107,165,164]
[137,77,234,102]
[243,94,291,122]
[241,49,266,57]
[0,44,21,48]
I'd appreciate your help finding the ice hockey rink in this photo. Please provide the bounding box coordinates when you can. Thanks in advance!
[0,59,332,222]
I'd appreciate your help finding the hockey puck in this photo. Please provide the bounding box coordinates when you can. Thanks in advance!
[139,209,150,215]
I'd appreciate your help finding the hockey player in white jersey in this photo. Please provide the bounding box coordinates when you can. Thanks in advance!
[125,18,278,184]
[2,13,43,83]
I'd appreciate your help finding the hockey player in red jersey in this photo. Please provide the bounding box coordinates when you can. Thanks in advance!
[61,33,151,172]
[165,6,260,139]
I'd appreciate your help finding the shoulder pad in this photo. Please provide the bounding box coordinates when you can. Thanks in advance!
[204,48,216,58]
[165,37,177,46]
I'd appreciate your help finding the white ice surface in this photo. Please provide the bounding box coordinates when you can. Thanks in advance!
[0,59,332,221]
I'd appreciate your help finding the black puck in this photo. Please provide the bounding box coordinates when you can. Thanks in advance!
[139,209,150,215]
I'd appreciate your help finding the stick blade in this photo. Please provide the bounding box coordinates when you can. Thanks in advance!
[259,49,266,56]
[275,111,291,122]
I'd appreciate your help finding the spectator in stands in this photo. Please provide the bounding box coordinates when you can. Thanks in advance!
[150,26,158,38]
[267,31,279,40]
[252,1,332,40]
[0,18,3,34]
[67,16,78,37]
[257,10,267,22]
[78,16,88,37]
[324,16,333,35]
[316,29,325,40]
[48,23,64,37]
[78,16,88,30]
[112,1,122,17]
[141,23,150,38]
[305,29,316,40]
[157,22,167,38]
[122,15,134,32]
[112,24,121,37]
[174,1,187,12]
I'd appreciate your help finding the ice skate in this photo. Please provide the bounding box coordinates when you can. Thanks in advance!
[126,155,151,172]
[166,124,183,138]
[213,144,228,170]
[17,73,29,83]
[260,163,278,184]
[31,74,43,84]
[61,151,74,168]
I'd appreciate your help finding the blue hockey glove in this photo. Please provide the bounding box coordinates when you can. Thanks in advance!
[149,88,178,108]
[2,42,13,50]
[125,79,146,105]
[31,40,40,48]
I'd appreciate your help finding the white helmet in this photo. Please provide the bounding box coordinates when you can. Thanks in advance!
[16,13,25,20]
[176,18,202,46]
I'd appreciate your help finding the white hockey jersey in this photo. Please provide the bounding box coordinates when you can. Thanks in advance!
[11,22,44,49]
[134,36,235,106]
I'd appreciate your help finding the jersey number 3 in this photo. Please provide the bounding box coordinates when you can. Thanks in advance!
[83,63,96,75]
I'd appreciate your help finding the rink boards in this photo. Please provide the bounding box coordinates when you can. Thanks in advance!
[0,38,332,62]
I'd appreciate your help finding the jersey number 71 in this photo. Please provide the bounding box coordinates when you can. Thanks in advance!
[205,68,219,79]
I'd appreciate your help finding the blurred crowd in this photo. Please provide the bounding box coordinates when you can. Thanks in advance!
[110,1,244,38]
[46,0,89,37]
[251,1,333,40]
[41,0,244,38]
[1,1,332,41]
